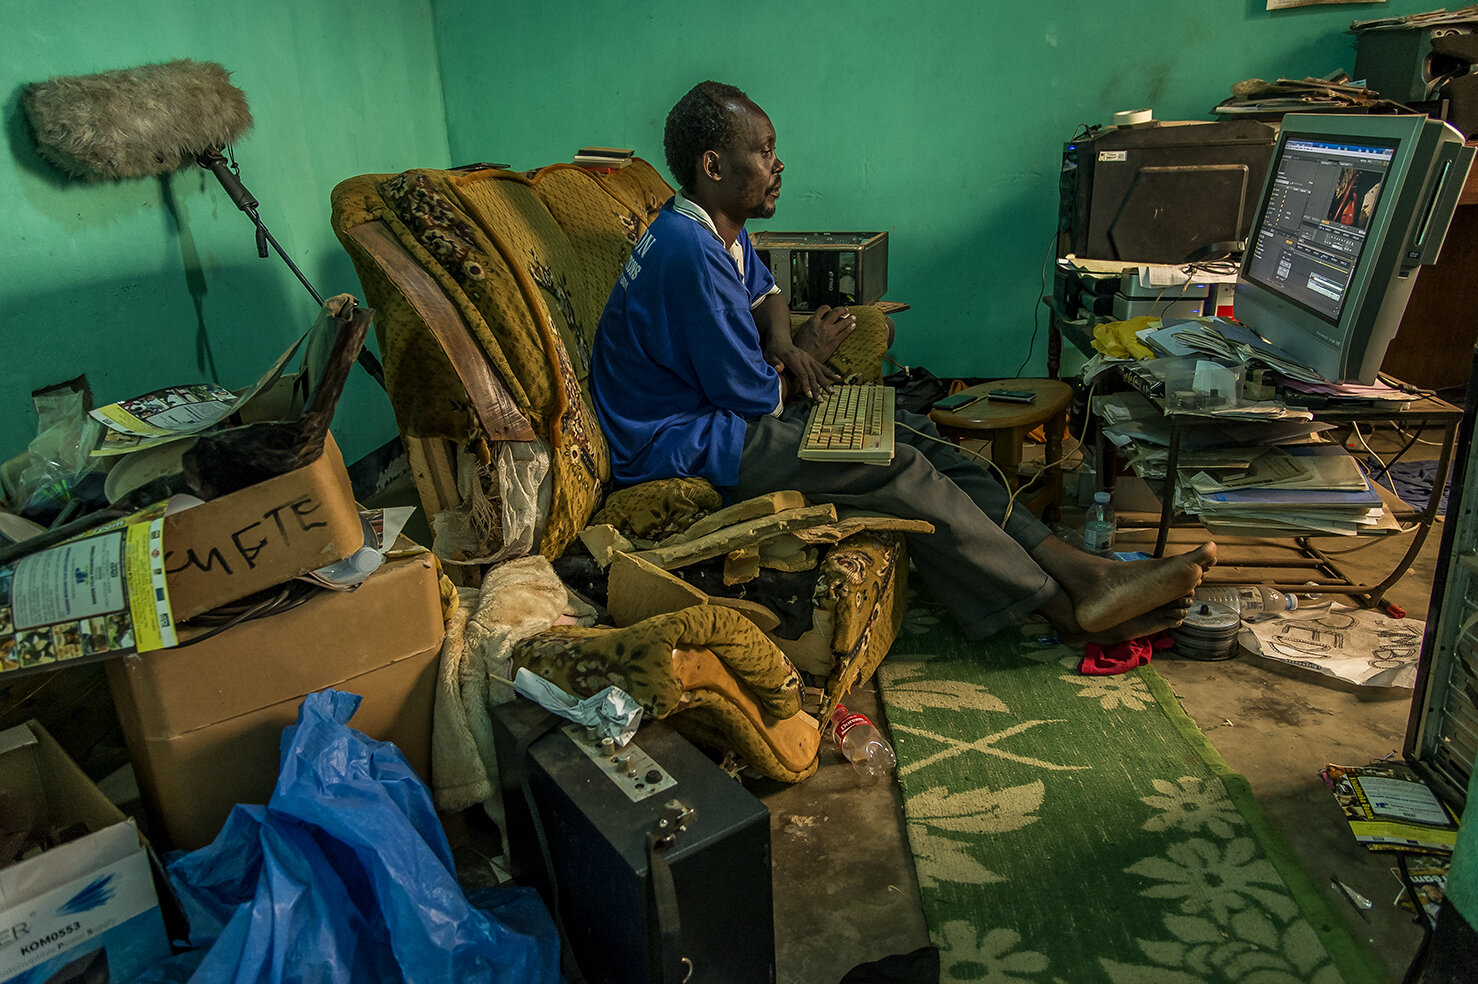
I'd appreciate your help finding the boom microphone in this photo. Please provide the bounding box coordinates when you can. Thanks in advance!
[22,59,252,181]
[22,60,385,387]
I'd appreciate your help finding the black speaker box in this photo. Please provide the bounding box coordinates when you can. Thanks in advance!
[491,699,775,984]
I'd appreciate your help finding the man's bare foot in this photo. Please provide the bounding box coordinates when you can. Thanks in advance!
[1058,597,1193,646]
[1044,542,1216,635]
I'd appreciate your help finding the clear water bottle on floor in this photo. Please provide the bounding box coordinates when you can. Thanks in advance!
[1082,491,1117,557]
[1196,585,1298,622]
[829,705,896,779]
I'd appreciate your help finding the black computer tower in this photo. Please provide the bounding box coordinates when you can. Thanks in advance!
[1404,343,1478,812]
[1058,119,1277,263]
[491,699,775,984]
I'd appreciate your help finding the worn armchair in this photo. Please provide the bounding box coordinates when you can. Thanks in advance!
[330,157,910,781]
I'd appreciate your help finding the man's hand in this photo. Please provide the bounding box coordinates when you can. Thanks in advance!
[781,347,839,401]
[785,304,855,399]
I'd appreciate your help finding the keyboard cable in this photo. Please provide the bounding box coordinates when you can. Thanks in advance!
[893,420,1086,527]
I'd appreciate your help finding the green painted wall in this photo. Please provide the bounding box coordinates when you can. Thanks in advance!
[433,0,1432,378]
[2,0,451,467]
[1,0,1445,478]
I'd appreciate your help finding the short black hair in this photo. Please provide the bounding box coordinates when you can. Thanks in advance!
[664,81,749,193]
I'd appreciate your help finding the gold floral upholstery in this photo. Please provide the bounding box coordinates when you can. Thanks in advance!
[512,605,820,782]
[330,157,908,779]
[593,477,724,541]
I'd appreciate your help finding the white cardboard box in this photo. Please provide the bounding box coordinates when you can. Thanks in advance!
[0,722,170,984]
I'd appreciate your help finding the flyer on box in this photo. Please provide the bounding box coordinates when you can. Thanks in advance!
[88,300,341,459]
[90,382,239,438]
[0,508,178,677]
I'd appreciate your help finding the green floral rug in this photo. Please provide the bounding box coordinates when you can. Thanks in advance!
[876,587,1387,984]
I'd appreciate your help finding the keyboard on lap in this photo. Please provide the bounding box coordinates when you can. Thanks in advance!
[797,383,896,465]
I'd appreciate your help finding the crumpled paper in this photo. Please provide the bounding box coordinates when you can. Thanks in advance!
[1239,604,1425,689]
[512,668,643,746]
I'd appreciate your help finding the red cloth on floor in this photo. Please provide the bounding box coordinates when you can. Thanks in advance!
[1079,631,1174,676]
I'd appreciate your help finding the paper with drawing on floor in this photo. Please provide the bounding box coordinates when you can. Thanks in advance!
[1239,605,1425,688]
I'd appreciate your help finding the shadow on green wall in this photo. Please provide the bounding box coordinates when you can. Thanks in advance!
[6,268,316,408]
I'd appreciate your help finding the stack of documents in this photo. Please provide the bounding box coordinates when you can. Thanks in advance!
[1140,317,1327,384]
[1177,444,1394,536]
[1095,390,1396,535]
[1277,375,1415,411]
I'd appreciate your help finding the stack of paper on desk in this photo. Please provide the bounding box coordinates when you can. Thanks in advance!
[1094,387,1401,536]
[1095,391,1332,454]
[1178,444,1391,536]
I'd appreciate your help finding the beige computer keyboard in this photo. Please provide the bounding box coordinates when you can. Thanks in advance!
[798,384,896,464]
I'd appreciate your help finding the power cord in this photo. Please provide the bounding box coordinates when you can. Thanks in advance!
[1396,851,1437,984]
[898,390,1089,527]
[172,580,322,648]
[1378,371,1437,399]
[1016,230,1062,377]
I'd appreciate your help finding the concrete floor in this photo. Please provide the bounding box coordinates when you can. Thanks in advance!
[8,425,1449,983]
[757,425,1453,984]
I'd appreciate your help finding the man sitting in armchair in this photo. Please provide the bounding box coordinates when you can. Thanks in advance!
[590,80,1217,647]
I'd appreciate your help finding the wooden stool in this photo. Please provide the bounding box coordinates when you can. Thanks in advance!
[928,377,1075,522]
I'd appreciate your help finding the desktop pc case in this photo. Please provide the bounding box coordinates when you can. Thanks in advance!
[1405,342,1478,814]
[1059,119,1277,263]
[751,230,888,311]
[490,699,775,984]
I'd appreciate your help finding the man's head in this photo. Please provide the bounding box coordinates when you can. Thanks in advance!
[664,81,783,226]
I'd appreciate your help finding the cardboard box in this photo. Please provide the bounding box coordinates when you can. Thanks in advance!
[106,550,445,850]
[0,436,364,683]
[163,434,364,624]
[0,721,170,984]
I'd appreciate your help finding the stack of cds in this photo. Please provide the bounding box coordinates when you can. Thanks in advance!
[1170,599,1242,661]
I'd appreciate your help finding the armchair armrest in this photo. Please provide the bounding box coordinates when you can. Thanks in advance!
[791,304,894,384]
[511,605,822,782]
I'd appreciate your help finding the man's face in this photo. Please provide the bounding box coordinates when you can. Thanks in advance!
[717,98,784,220]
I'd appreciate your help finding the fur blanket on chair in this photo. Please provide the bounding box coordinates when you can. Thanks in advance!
[431,555,597,815]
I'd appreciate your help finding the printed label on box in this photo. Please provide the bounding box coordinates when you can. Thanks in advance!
[0,516,177,676]
[0,850,168,984]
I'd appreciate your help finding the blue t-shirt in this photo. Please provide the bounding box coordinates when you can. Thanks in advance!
[590,199,780,487]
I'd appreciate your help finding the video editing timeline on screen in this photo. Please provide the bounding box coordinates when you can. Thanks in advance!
[1249,137,1395,330]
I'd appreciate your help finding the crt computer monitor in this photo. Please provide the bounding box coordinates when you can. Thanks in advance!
[1232,113,1474,385]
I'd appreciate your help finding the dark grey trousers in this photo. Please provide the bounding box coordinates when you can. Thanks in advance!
[730,404,1058,640]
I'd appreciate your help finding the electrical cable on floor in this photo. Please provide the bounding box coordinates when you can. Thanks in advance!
[1394,424,1443,447]
[897,389,1089,528]
[1353,422,1425,479]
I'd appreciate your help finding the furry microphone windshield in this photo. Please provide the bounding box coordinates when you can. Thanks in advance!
[23,59,252,181]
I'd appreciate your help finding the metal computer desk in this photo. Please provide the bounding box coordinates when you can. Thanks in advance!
[1047,300,1464,610]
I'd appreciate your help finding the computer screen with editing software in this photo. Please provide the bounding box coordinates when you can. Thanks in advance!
[1233,113,1474,385]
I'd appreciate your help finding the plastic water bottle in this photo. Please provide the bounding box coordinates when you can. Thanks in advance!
[1195,585,1297,622]
[312,514,383,588]
[829,705,896,779]
[1082,491,1117,556]
[313,544,383,587]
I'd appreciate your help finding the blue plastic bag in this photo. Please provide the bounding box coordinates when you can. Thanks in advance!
[139,689,561,984]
